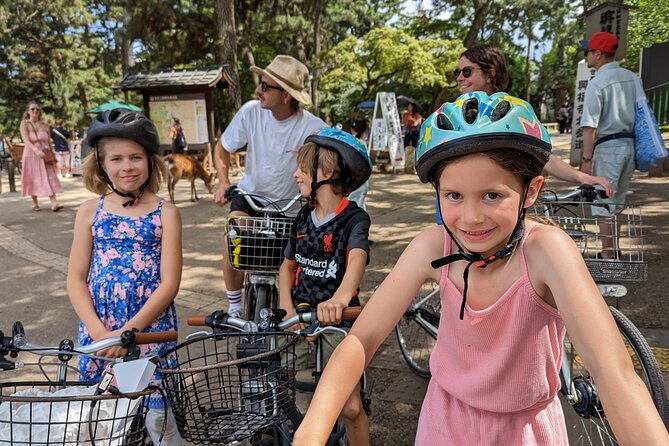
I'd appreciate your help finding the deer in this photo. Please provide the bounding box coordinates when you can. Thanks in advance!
[164,153,215,203]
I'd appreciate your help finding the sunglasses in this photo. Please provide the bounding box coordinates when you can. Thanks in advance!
[29,107,40,111]
[453,66,483,79]
[260,81,284,93]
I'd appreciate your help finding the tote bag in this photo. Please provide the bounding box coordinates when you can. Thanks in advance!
[634,77,668,172]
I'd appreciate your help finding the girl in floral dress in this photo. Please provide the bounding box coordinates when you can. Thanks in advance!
[67,109,182,444]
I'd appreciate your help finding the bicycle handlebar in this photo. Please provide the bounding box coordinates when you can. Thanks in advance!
[11,329,177,356]
[539,184,607,203]
[187,306,362,333]
[225,186,303,214]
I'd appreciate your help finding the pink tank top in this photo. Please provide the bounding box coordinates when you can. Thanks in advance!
[431,226,565,413]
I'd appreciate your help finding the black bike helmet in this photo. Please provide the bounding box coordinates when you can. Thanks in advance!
[86,108,160,207]
[86,108,160,153]
[304,127,372,203]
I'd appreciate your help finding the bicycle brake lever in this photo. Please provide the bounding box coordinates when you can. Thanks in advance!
[224,185,239,201]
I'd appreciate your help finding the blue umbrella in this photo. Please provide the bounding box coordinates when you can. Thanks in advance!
[356,100,375,109]
[86,100,142,114]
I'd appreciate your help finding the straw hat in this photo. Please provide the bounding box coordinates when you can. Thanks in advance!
[250,55,312,105]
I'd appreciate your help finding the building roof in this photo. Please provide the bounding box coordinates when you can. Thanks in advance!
[117,66,232,91]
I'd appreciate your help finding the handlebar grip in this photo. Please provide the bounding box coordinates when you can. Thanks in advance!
[342,307,362,321]
[187,315,208,326]
[132,331,178,344]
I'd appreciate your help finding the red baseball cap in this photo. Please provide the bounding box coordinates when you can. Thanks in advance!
[579,32,619,53]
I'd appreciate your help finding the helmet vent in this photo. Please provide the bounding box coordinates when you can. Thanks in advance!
[491,100,511,121]
[462,98,479,124]
[435,113,453,130]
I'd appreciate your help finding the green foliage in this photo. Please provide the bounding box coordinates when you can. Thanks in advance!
[622,0,669,72]
[317,27,462,122]
[0,1,120,134]
[3,0,666,137]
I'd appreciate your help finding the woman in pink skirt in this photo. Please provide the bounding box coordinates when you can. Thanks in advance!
[19,101,63,211]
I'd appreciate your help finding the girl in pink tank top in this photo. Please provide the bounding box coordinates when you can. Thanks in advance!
[292,93,669,446]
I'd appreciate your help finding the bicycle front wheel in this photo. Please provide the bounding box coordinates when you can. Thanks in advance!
[560,306,668,445]
[395,280,440,379]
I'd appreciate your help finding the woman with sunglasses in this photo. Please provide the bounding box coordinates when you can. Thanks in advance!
[453,45,612,198]
[19,101,64,212]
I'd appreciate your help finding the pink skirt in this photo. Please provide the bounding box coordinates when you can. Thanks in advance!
[415,378,568,445]
[21,146,63,197]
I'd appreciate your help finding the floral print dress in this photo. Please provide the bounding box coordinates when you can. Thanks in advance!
[78,196,177,409]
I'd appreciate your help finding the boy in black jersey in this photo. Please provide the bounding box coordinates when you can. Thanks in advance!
[279,127,372,446]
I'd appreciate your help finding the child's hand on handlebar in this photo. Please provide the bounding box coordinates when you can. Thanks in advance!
[96,328,129,358]
[283,306,306,332]
[316,300,348,326]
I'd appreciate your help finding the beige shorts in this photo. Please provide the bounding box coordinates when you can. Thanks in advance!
[293,329,347,371]
[592,141,635,217]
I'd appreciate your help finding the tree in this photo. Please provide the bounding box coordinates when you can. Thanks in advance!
[0,1,121,132]
[317,27,462,121]
[215,0,241,110]
[622,0,669,73]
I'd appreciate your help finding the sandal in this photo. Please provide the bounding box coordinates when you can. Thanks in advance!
[31,205,41,212]
[51,204,64,212]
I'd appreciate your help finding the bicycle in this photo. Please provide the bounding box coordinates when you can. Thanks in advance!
[159,306,367,445]
[224,186,304,322]
[0,322,177,445]
[537,184,668,443]
[394,279,439,379]
[394,185,668,444]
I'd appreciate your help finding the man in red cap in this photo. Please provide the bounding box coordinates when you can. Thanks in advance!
[579,32,639,259]
[213,55,326,316]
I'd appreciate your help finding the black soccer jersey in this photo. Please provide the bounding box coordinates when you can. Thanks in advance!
[284,198,370,308]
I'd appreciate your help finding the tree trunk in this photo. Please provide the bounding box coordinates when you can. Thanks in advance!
[120,10,134,71]
[463,1,491,48]
[525,29,532,101]
[215,0,241,110]
[311,0,326,115]
[246,49,258,86]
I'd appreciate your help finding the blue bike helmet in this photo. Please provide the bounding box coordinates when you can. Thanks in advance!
[415,92,552,320]
[415,91,552,183]
[85,108,160,207]
[304,127,372,199]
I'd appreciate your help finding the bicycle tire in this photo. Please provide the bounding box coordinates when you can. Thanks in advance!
[254,285,269,323]
[244,284,256,322]
[609,307,668,423]
[560,306,668,445]
[395,280,440,379]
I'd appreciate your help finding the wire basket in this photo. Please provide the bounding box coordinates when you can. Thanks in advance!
[158,331,298,444]
[534,201,647,282]
[0,381,152,445]
[226,216,293,273]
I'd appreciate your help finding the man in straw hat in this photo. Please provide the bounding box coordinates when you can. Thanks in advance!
[213,55,326,317]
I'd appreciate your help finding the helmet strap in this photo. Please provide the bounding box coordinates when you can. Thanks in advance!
[431,183,529,320]
[95,146,153,207]
[309,145,346,207]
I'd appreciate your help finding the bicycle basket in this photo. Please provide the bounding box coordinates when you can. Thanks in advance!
[158,331,298,444]
[226,216,293,272]
[534,201,647,282]
[0,381,152,445]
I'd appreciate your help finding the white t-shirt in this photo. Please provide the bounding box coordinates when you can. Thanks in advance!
[221,100,325,206]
